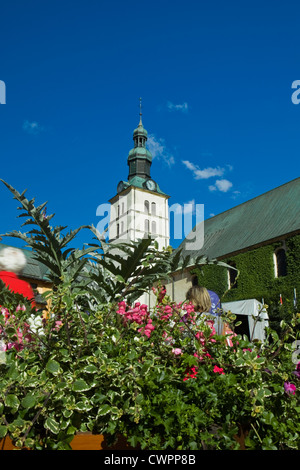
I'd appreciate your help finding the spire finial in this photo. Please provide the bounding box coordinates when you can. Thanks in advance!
[139,97,143,125]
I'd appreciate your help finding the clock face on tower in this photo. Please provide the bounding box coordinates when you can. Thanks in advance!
[145,179,156,191]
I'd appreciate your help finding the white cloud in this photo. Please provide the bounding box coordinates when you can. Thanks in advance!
[172,200,195,215]
[182,160,225,180]
[209,179,233,193]
[23,120,44,135]
[183,199,195,215]
[167,101,188,113]
[147,134,175,167]
[182,160,196,171]
[231,190,241,199]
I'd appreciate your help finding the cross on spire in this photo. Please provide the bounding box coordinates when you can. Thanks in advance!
[139,97,142,124]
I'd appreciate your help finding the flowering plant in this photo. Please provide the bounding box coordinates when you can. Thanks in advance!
[0,181,299,450]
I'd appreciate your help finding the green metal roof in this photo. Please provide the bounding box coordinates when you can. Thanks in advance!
[126,176,169,196]
[128,146,152,161]
[133,121,148,138]
[0,243,51,282]
[177,177,300,261]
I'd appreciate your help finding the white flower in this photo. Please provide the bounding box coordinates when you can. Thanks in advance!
[27,315,45,336]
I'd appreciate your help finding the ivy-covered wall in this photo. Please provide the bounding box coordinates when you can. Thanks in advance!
[192,234,300,327]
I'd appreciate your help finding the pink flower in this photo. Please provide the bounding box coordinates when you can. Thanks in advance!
[194,351,212,361]
[162,331,173,345]
[138,319,155,338]
[183,302,195,316]
[284,382,296,395]
[172,348,182,356]
[183,366,198,381]
[213,365,225,375]
[158,286,166,302]
[1,308,10,320]
[16,305,26,312]
[53,320,63,331]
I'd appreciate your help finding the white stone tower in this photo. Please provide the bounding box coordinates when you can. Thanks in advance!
[108,100,170,250]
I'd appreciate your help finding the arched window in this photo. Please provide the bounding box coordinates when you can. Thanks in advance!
[117,223,120,238]
[151,221,157,235]
[144,200,149,214]
[145,219,150,234]
[274,248,287,277]
[151,202,156,215]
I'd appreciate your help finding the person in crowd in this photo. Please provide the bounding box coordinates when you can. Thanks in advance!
[185,286,212,314]
[185,285,234,343]
[0,246,36,308]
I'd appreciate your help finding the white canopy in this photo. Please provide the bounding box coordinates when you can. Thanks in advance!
[221,299,269,341]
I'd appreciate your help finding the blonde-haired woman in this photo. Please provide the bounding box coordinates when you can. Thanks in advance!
[185,286,212,314]
[185,285,225,336]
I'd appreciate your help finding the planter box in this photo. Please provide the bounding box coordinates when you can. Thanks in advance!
[0,433,137,451]
[1,429,247,450]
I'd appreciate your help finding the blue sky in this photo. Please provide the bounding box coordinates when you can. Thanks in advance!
[1,0,300,251]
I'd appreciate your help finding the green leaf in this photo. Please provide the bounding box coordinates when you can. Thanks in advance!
[56,381,68,390]
[82,365,98,374]
[63,409,73,419]
[24,438,35,448]
[75,400,93,412]
[46,359,60,375]
[72,379,91,392]
[97,404,111,416]
[5,394,20,409]
[45,417,60,434]
[0,425,7,438]
[21,394,36,409]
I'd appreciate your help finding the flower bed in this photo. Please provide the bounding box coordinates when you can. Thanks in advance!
[0,180,299,450]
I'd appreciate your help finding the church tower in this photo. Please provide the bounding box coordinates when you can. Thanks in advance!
[109,100,170,250]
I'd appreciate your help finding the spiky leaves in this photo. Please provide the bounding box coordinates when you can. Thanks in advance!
[0,180,94,286]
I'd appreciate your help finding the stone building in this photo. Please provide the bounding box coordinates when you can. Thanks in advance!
[165,177,300,307]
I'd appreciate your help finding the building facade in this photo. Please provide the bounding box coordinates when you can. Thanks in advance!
[165,177,300,311]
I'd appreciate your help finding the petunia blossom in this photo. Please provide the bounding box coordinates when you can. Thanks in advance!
[213,365,225,375]
[284,382,296,395]
[172,348,182,356]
